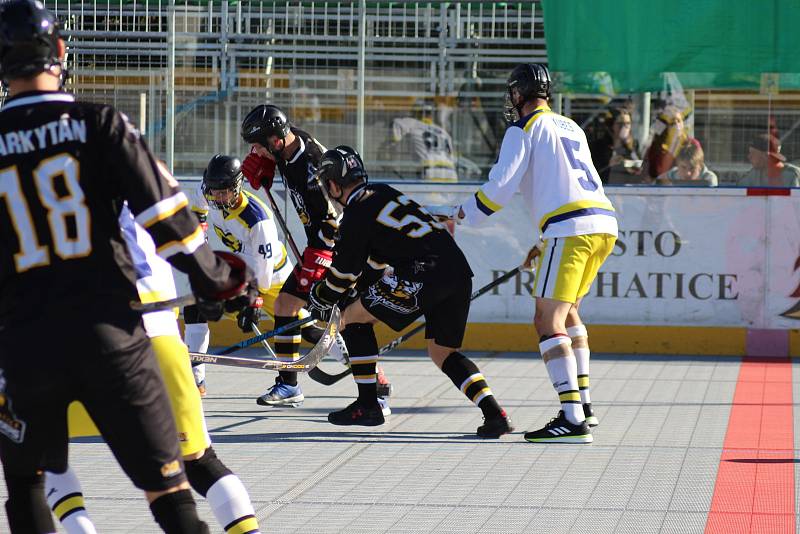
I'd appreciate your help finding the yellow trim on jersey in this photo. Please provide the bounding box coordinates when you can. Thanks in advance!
[522,105,552,133]
[156,225,205,256]
[136,193,190,229]
[53,495,85,520]
[225,192,251,225]
[538,199,616,233]
[476,190,503,213]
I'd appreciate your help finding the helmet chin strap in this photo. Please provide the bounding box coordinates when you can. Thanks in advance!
[269,137,285,159]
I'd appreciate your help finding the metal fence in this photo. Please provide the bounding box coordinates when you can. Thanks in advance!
[48,0,544,176]
[30,0,800,182]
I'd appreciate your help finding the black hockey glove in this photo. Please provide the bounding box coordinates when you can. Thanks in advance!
[237,297,263,333]
[308,281,336,322]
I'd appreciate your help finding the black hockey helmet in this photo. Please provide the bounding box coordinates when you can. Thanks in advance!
[316,145,368,189]
[0,0,63,83]
[504,63,551,122]
[241,104,291,155]
[202,154,244,210]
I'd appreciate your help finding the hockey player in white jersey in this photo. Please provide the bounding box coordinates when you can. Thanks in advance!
[391,112,459,182]
[431,64,618,444]
[185,154,297,399]
[44,203,262,534]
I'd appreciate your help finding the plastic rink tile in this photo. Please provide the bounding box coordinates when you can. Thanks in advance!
[705,358,795,534]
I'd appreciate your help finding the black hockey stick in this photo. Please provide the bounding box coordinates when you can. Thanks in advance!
[309,265,526,385]
[379,265,523,354]
[131,294,196,313]
[265,186,358,387]
[308,366,352,386]
[189,306,340,371]
[215,315,315,355]
[264,189,304,263]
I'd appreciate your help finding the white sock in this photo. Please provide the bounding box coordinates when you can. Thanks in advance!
[567,324,591,405]
[184,322,210,353]
[206,474,260,533]
[45,469,97,534]
[540,335,584,425]
[185,323,210,385]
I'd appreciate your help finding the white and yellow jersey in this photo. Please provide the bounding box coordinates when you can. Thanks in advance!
[392,117,458,182]
[119,204,181,338]
[461,105,618,239]
[191,188,293,293]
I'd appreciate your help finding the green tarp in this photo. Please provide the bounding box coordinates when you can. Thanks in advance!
[541,0,800,94]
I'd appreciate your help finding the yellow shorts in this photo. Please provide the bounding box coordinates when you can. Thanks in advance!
[533,233,616,303]
[257,281,310,323]
[68,334,210,457]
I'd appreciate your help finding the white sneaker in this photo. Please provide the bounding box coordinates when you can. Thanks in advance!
[192,364,206,387]
[377,396,391,417]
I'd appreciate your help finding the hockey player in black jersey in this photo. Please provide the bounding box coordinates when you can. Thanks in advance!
[0,2,259,531]
[239,105,391,410]
[307,146,514,438]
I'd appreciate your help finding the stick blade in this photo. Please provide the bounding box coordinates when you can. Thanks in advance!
[188,306,341,372]
[294,305,341,370]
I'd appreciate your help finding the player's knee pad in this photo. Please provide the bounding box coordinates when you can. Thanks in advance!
[4,473,55,532]
[184,447,232,498]
[342,323,378,356]
[183,304,207,325]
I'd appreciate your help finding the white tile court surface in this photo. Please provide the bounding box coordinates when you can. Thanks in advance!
[2,351,797,533]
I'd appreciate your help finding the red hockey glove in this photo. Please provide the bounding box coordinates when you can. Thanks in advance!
[195,251,259,321]
[295,247,334,293]
[241,151,276,190]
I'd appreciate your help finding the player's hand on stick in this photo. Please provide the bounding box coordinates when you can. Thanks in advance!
[241,148,276,190]
[194,251,258,321]
[523,240,544,271]
[307,282,335,322]
[425,204,462,224]
[236,296,263,333]
[295,247,334,293]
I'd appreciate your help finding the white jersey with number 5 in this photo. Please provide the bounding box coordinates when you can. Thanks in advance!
[461,104,618,239]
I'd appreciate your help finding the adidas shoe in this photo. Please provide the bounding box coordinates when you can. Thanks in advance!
[256,377,304,407]
[328,400,385,426]
[524,411,593,444]
[477,410,514,439]
[377,396,391,417]
[583,403,599,427]
[376,365,393,397]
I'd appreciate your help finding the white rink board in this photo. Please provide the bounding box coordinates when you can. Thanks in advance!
[176,180,800,330]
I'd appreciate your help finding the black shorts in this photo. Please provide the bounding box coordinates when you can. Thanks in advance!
[279,266,311,301]
[360,268,472,348]
[0,315,185,492]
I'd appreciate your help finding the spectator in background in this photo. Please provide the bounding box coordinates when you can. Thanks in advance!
[737,134,800,187]
[589,107,642,184]
[656,138,718,186]
[645,105,691,180]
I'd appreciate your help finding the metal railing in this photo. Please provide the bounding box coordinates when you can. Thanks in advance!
[46,0,545,175]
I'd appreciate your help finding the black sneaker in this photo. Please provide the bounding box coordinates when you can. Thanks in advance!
[328,400,385,426]
[524,411,593,444]
[477,411,514,438]
[583,403,598,427]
